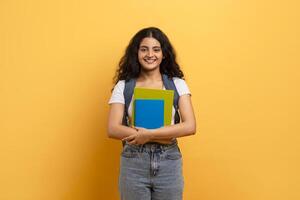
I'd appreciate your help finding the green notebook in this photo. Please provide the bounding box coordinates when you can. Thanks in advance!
[132,87,174,126]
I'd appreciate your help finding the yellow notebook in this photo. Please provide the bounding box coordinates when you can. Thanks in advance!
[132,87,174,126]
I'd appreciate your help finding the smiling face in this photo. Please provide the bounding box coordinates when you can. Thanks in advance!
[138,37,163,72]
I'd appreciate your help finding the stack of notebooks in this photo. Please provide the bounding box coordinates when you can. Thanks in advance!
[132,87,174,129]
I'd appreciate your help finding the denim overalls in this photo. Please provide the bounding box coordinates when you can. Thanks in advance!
[118,139,184,200]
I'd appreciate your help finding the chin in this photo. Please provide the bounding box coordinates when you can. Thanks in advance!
[141,63,161,69]
[142,66,159,72]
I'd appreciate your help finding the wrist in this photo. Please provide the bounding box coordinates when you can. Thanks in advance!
[131,126,138,132]
[147,129,155,140]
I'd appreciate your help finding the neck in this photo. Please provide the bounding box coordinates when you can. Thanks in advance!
[139,69,162,82]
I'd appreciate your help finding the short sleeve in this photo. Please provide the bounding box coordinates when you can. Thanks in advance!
[173,77,191,96]
[108,80,125,104]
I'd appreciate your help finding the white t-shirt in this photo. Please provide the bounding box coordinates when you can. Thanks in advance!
[108,77,191,125]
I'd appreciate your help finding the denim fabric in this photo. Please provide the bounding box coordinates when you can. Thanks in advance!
[118,141,184,200]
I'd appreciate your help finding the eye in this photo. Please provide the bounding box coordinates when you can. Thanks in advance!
[154,48,161,52]
[139,48,147,52]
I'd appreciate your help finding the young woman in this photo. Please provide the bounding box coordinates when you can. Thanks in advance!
[107,27,196,200]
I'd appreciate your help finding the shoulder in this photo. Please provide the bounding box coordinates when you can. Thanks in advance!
[115,80,125,90]
[108,80,125,104]
[172,77,187,85]
[172,77,191,96]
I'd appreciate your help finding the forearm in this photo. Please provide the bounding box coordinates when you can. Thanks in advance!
[107,124,137,140]
[149,122,196,140]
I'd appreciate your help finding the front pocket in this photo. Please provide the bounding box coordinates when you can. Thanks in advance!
[164,145,182,160]
[121,150,139,158]
[165,152,182,160]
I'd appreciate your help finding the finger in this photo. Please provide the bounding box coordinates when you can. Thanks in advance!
[128,139,136,145]
[122,135,134,141]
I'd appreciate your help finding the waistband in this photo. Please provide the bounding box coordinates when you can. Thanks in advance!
[124,139,178,152]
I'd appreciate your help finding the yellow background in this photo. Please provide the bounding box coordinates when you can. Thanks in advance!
[1,0,299,199]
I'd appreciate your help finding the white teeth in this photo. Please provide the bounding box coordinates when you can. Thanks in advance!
[144,59,156,64]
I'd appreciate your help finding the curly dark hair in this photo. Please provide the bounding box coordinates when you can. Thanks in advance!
[113,27,184,85]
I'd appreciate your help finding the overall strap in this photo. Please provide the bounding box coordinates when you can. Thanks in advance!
[162,74,181,124]
[123,78,136,126]
[122,78,136,147]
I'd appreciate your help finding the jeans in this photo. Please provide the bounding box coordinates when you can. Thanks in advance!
[118,140,184,200]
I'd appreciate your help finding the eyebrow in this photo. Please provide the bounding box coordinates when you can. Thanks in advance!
[139,45,161,48]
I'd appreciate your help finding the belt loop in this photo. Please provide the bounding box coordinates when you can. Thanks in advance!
[150,144,156,152]
[139,144,143,153]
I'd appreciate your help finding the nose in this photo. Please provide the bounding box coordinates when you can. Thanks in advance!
[146,50,154,57]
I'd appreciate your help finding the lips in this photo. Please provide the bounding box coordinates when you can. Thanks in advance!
[144,59,157,64]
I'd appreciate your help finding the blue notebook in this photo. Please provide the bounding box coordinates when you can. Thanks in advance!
[134,99,164,129]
